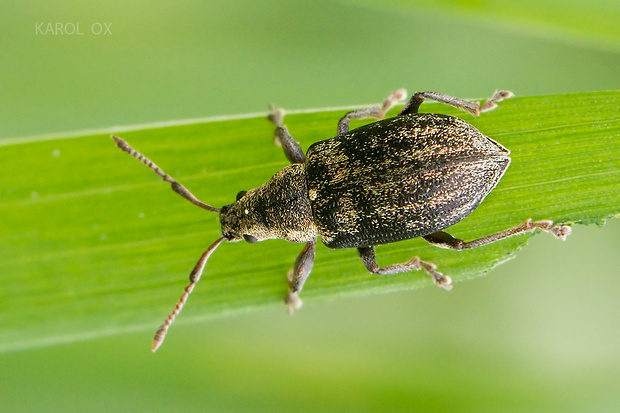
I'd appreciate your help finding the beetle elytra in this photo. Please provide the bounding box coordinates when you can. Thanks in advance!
[112,89,571,351]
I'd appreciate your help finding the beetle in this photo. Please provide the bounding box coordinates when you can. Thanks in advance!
[112,89,571,351]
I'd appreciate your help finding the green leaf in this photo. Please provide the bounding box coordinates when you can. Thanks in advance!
[1,91,618,353]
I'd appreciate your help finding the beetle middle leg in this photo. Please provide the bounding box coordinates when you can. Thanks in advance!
[399,90,514,117]
[337,89,408,135]
[357,246,453,290]
[422,219,571,250]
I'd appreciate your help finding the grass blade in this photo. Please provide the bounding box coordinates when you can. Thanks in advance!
[1,91,618,353]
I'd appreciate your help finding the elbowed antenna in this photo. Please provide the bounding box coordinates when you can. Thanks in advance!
[152,236,227,352]
[111,135,221,213]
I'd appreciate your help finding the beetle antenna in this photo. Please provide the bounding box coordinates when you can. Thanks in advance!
[111,135,221,213]
[152,236,227,352]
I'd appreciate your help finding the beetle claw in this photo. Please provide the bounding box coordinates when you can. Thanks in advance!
[528,220,572,241]
[436,275,453,291]
[550,225,572,241]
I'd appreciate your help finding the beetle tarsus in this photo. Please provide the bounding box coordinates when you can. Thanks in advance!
[550,224,572,240]
[418,260,453,290]
[399,90,514,117]
[479,90,515,113]
[356,247,451,290]
[337,89,408,135]
[285,291,303,314]
[268,104,285,128]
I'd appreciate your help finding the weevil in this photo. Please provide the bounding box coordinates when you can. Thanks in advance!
[112,89,571,351]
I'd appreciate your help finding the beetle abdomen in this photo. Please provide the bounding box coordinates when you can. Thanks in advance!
[305,113,510,249]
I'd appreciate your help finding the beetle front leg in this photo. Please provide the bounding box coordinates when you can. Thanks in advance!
[422,219,571,250]
[337,89,407,135]
[267,105,306,164]
[357,246,453,290]
[285,239,317,313]
[399,90,514,117]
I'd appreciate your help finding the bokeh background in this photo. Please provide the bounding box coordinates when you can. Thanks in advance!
[1,1,619,411]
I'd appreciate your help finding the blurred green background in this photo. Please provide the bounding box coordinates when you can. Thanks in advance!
[1,1,619,411]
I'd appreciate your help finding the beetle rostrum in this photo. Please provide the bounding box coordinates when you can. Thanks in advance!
[112,89,571,351]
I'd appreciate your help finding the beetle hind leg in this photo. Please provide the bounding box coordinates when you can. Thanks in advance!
[357,246,453,290]
[337,89,407,135]
[422,219,571,250]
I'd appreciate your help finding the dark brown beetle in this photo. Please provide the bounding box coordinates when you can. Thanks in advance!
[112,89,570,351]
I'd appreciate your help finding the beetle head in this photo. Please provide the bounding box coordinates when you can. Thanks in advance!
[219,188,273,243]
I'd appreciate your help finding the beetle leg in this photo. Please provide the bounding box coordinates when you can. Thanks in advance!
[422,219,571,250]
[357,246,452,290]
[399,90,514,117]
[479,90,516,112]
[337,89,407,135]
[267,105,306,164]
[285,239,317,313]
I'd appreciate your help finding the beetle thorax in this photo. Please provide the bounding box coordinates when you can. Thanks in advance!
[219,164,318,244]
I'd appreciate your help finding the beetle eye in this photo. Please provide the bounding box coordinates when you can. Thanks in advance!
[243,234,257,244]
[236,191,247,201]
